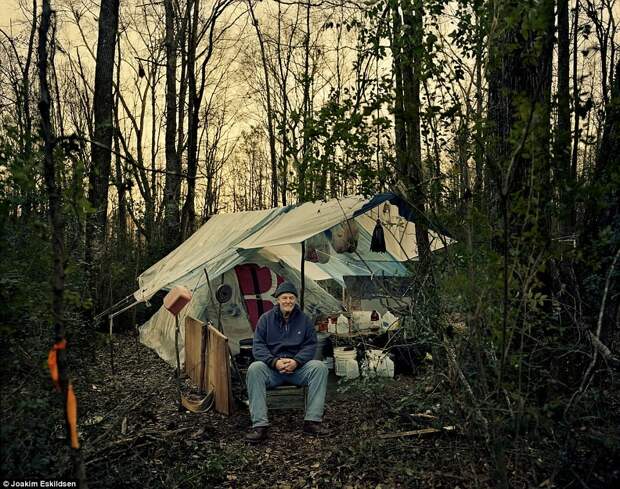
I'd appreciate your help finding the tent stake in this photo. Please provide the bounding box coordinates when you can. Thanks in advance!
[300,241,306,311]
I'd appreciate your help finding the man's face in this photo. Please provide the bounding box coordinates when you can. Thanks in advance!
[277,292,297,314]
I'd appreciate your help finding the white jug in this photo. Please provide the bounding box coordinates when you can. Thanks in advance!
[336,314,350,335]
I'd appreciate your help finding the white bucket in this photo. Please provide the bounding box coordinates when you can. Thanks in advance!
[339,359,359,379]
[334,347,358,378]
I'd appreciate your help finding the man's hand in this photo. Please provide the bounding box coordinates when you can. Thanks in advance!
[276,358,298,373]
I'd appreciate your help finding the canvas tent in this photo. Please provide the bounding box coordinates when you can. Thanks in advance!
[133,193,452,366]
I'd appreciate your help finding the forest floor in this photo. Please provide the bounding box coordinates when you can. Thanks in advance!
[2,327,619,488]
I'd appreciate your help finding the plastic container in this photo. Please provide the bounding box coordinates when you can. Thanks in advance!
[381,311,400,332]
[327,317,337,334]
[351,310,382,332]
[163,286,192,316]
[363,349,395,378]
[334,347,358,378]
[351,311,369,331]
[370,310,380,330]
[336,314,350,335]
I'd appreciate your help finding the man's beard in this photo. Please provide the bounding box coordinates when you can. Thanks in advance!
[281,306,292,318]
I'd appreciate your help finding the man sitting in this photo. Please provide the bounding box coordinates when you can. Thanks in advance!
[245,281,329,443]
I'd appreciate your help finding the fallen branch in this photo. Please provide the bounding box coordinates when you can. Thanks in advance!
[409,413,438,420]
[378,426,456,439]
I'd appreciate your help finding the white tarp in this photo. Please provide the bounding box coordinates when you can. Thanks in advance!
[236,195,369,250]
[135,208,280,302]
[134,195,451,302]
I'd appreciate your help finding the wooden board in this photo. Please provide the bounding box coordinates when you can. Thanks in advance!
[184,316,206,390]
[207,325,234,415]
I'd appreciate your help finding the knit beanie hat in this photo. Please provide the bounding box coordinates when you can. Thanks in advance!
[273,281,298,298]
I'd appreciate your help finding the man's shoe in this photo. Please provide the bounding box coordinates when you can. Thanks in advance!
[303,421,330,437]
[245,426,269,443]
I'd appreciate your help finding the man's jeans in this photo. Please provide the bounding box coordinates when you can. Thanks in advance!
[247,360,328,427]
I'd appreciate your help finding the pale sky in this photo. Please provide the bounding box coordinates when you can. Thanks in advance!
[1,0,27,26]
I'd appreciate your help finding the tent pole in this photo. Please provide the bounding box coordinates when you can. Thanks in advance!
[300,241,305,311]
[106,300,139,376]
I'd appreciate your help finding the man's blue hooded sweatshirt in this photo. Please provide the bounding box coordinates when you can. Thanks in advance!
[252,304,317,368]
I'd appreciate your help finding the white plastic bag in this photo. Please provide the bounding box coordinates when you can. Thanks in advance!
[381,311,400,332]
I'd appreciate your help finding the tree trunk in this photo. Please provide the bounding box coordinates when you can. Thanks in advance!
[399,0,431,267]
[248,0,278,207]
[17,0,38,219]
[181,0,200,241]
[87,0,120,286]
[485,0,555,420]
[556,0,572,233]
[22,0,37,158]
[148,52,158,244]
[38,1,87,485]
[581,60,620,256]
[162,0,181,251]
[113,41,126,246]
[391,4,407,177]
[298,0,312,203]
[570,0,580,229]
[473,6,484,209]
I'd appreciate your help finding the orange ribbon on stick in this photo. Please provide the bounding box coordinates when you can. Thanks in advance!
[47,339,80,449]
[47,339,66,391]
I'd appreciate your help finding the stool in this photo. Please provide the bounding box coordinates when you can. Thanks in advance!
[266,384,308,411]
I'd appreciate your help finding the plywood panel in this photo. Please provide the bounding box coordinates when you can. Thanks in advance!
[185,316,206,389]
[207,325,234,415]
